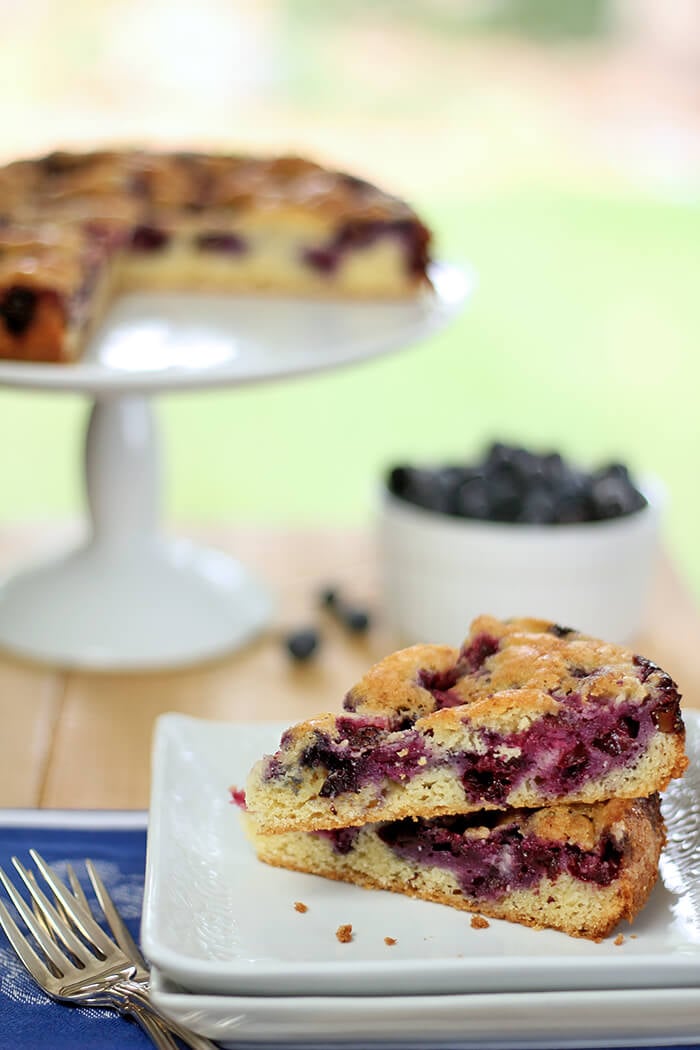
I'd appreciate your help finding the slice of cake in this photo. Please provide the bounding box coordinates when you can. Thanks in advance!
[245,616,687,835]
[0,150,433,363]
[245,795,665,941]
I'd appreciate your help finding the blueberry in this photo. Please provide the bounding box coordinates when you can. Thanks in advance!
[342,607,371,634]
[404,469,454,513]
[552,476,591,524]
[303,247,340,274]
[485,471,521,523]
[320,587,339,609]
[541,452,567,484]
[387,466,413,499]
[195,232,247,254]
[454,475,491,520]
[590,475,643,519]
[1,286,38,336]
[131,225,169,252]
[484,441,515,470]
[285,629,319,662]
[517,487,557,524]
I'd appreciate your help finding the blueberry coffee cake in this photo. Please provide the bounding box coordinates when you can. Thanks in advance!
[0,150,432,362]
[245,616,687,835]
[245,795,665,940]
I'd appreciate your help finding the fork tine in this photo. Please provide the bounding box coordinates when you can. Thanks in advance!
[28,850,118,958]
[26,871,64,979]
[0,868,70,974]
[85,860,147,968]
[11,858,93,966]
[0,896,52,988]
[66,864,90,912]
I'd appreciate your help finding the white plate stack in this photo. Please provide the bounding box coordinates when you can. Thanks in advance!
[141,713,700,1049]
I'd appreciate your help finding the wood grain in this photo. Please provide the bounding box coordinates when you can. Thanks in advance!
[0,524,697,810]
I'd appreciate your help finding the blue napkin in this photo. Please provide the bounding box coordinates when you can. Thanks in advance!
[0,811,698,1050]
[0,811,152,1049]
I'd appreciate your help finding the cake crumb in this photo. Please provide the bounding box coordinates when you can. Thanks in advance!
[294,901,308,913]
[471,915,490,930]
[384,936,396,946]
[336,924,353,943]
[614,934,625,946]
[630,934,638,939]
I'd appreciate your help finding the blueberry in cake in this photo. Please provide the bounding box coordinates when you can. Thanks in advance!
[245,616,687,835]
[0,150,433,362]
[244,795,665,940]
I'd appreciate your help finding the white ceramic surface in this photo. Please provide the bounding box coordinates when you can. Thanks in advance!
[141,712,700,998]
[0,263,470,394]
[378,479,663,647]
[0,264,471,668]
[148,971,700,1048]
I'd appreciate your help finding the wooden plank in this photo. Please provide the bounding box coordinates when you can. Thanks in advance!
[42,528,389,808]
[0,526,72,806]
[0,657,65,807]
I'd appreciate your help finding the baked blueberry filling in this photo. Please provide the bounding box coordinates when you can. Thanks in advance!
[302,247,340,275]
[1,285,38,335]
[297,716,430,798]
[301,218,430,278]
[316,826,361,854]
[194,232,247,254]
[130,224,170,252]
[375,813,625,898]
[455,695,656,805]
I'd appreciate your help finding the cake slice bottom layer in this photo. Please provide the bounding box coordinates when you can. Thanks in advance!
[245,795,665,940]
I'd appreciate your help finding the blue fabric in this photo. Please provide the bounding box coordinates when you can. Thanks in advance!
[0,815,697,1050]
[0,818,151,1049]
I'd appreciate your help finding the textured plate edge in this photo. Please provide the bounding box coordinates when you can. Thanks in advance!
[142,710,700,995]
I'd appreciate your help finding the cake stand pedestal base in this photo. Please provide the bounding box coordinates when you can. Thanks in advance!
[0,536,271,670]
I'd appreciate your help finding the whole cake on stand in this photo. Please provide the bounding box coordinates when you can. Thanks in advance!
[0,149,471,669]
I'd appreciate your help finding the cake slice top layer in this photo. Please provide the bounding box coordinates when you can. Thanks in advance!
[246,616,687,833]
[340,615,683,735]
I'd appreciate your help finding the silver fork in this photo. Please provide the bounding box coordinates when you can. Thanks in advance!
[0,850,217,1049]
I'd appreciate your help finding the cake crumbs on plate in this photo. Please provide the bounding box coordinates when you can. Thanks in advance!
[471,915,490,930]
[294,901,308,913]
[384,936,396,946]
[336,924,353,943]
[614,934,625,946]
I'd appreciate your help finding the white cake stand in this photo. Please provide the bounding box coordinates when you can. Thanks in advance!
[0,262,471,670]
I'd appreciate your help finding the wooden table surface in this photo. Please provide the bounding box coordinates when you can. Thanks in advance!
[0,524,698,811]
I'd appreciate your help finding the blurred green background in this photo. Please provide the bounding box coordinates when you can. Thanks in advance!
[1,0,699,595]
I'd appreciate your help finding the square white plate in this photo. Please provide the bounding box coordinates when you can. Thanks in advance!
[148,969,700,1048]
[141,711,700,997]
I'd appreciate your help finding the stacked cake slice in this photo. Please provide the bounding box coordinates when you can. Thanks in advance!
[243,616,687,939]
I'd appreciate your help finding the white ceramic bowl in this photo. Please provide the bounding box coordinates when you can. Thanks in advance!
[378,478,663,646]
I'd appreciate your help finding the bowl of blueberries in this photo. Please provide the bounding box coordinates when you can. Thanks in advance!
[380,442,662,646]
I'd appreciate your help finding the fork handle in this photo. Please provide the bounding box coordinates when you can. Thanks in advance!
[114,982,219,1050]
[121,1000,182,1050]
